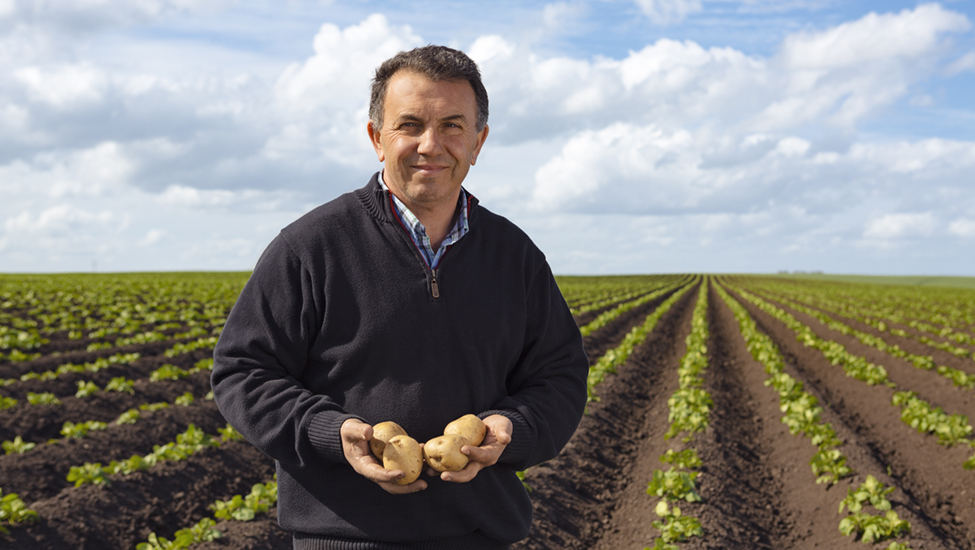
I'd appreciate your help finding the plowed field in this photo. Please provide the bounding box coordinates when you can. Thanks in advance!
[1,274,972,549]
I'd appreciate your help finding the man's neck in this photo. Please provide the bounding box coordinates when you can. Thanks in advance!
[381,172,462,251]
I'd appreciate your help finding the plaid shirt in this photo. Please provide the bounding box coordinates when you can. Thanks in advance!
[379,171,470,271]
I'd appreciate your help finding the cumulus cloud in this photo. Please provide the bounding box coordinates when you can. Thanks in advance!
[274,13,422,111]
[634,0,703,25]
[5,204,117,235]
[863,213,937,240]
[2,3,974,273]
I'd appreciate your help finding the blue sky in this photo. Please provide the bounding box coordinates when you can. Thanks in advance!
[1,0,974,275]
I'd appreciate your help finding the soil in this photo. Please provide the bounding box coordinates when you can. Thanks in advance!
[2,278,972,550]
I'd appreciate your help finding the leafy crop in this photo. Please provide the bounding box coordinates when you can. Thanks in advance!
[838,476,910,545]
[105,377,135,394]
[26,392,60,406]
[116,408,141,424]
[2,436,35,455]
[210,481,278,521]
[647,468,702,503]
[136,518,222,550]
[60,421,108,439]
[650,501,703,546]
[0,489,38,534]
[75,380,100,398]
[892,391,973,447]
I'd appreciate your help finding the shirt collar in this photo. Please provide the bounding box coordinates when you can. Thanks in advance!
[378,170,469,236]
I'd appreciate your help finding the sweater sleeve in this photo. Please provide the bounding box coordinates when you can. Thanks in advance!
[487,260,589,471]
[211,233,359,468]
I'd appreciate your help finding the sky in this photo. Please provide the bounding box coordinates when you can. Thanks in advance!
[1,0,973,276]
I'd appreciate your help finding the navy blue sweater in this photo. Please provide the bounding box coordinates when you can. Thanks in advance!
[212,174,588,548]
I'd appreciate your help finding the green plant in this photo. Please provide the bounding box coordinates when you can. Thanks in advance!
[150,364,188,382]
[60,420,108,439]
[26,392,60,406]
[659,448,702,470]
[174,392,194,406]
[839,510,911,544]
[647,468,702,503]
[838,475,911,544]
[107,454,151,475]
[651,500,703,544]
[0,490,38,534]
[75,380,100,398]
[218,423,244,442]
[105,377,135,394]
[116,408,141,424]
[210,481,278,521]
[0,396,16,410]
[810,448,852,486]
[664,388,712,441]
[2,436,36,455]
[67,462,108,487]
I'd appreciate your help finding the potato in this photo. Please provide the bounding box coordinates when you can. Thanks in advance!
[423,434,469,472]
[382,435,423,485]
[369,421,407,461]
[444,414,486,446]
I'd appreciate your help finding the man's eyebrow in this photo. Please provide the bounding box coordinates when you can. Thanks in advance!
[394,113,469,123]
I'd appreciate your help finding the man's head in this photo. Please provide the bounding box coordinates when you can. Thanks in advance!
[366,46,490,220]
[369,45,489,133]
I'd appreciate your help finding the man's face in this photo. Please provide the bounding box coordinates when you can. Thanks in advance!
[368,70,488,214]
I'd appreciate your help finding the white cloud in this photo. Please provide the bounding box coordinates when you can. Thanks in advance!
[2,4,975,274]
[273,13,422,112]
[137,229,165,247]
[948,219,975,238]
[156,184,289,211]
[5,204,116,235]
[946,51,975,75]
[863,213,937,240]
[633,0,703,25]
[15,64,107,108]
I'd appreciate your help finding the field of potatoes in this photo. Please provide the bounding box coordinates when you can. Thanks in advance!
[1,273,973,549]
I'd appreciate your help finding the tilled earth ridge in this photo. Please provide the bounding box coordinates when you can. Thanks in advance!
[727,285,975,549]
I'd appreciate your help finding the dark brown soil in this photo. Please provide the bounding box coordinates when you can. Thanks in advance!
[3,278,973,550]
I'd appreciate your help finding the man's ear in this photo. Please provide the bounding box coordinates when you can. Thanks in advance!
[367,120,385,162]
[471,124,489,166]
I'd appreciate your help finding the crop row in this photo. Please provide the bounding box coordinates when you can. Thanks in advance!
[747,279,975,357]
[729,285,975,471]
[586,279,696,403]
[716,282,914,548]
[646,279,709,550]
[748,289,975,389]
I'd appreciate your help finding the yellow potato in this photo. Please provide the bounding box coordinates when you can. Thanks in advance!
[423,434,469,472]
[383,435,423,485]
[443,414,486,446]
[369,421,407,461]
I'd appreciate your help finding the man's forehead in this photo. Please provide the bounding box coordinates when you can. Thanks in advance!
[384,72,477,116]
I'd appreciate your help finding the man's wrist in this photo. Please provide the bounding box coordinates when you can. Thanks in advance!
[478,409,532,465]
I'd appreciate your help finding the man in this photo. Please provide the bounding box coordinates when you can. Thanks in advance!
[211,45,588,550]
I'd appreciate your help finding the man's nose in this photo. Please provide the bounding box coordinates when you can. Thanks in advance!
[417,127,444,155]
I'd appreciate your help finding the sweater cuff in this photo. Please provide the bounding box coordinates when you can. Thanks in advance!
[479,409,533,467]
[307,411,363,464]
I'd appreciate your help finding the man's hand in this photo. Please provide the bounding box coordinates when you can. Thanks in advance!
[437,414,512,483]
[341,418,427,494]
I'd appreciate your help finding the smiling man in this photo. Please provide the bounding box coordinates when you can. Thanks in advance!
[212,45,588,550]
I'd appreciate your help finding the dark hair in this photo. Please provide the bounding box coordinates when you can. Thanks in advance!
[370,45,489,132]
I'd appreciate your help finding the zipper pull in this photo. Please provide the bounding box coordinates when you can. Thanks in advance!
[431,272,440,298]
